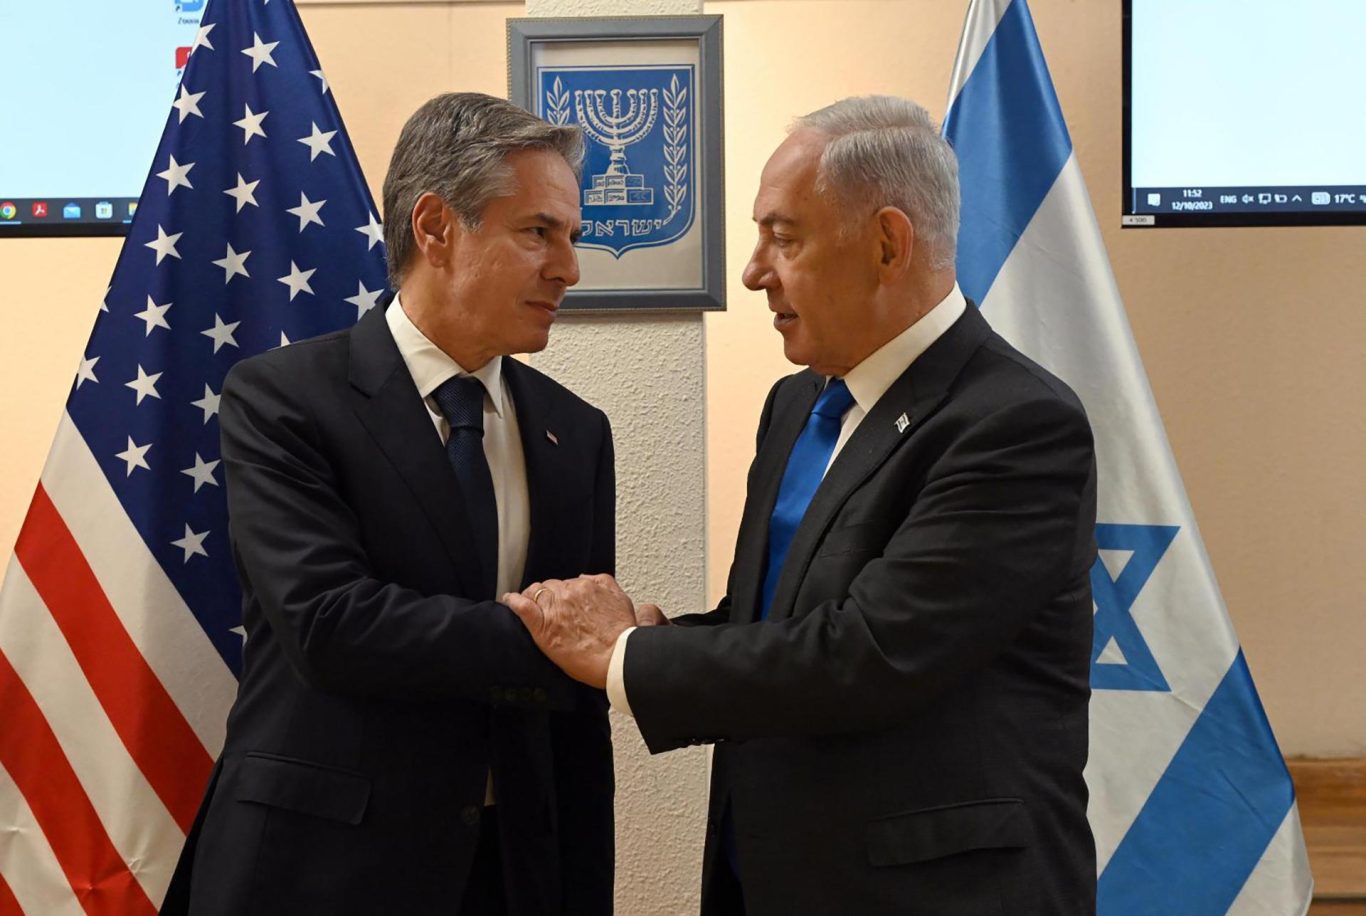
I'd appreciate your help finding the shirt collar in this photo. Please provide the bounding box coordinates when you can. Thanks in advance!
[386,292,506,417]
[839,283,967,413]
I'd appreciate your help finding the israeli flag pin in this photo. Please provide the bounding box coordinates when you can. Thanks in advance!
[895,413,910,433]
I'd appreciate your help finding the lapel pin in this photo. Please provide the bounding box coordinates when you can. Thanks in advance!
[545,429,559,446]
[895,413,910,433]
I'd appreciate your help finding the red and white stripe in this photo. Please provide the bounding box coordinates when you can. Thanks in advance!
[0,414,236,914]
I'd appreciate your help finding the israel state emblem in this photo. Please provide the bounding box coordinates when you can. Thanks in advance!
[538,66,696,258]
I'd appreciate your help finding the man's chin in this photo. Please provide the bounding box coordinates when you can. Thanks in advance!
[519,329,552,355]
[781,335,810,368]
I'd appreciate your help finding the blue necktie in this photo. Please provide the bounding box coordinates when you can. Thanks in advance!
[759,378,855,619]
[432,375,499,599]
[721,379,859,892]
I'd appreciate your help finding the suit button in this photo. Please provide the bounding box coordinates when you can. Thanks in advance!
[532,688,547,704]
[461,805,481,827]
[489,686,502,703]
[518,687,533,703]
[504,688,519,704]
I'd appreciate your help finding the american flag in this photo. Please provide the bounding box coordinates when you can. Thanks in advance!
[0,1,388,911]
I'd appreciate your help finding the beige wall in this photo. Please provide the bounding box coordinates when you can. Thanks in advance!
[0,0,1360,799]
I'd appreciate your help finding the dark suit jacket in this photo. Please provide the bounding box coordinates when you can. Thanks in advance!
[161,302,616,916]
[625,306,1097,915]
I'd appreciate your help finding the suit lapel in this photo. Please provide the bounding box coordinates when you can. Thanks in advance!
[729,372,823,625]
[766,306,993,622]
[347,298,484,598]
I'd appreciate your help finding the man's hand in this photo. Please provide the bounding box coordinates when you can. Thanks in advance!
[504,574,636,689]
[635,603,669,627]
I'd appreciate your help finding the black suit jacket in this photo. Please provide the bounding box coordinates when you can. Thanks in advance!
[625,306,1097,915]
[162,302,616,915]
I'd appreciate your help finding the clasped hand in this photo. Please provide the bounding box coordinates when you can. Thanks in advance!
[503,575,667,689]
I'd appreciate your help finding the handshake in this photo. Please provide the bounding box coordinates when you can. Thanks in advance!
[503,575,669,689]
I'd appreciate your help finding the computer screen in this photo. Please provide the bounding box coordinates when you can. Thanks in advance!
[1125,0,1366,228]
[0,1,205,237]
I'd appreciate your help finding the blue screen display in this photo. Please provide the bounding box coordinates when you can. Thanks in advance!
[0,1,205,234]
[1126,0,1366,227]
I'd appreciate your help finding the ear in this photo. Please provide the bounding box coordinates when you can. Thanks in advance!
[874,206,915,283]
[410,192,456,270]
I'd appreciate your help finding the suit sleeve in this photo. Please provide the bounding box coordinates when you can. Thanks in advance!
[624,393,1095,752]
[220,355,574,707]
[549,408,615,914]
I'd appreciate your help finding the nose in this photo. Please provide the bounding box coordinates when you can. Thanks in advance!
[742,241,772,291]
[546,236,581,288]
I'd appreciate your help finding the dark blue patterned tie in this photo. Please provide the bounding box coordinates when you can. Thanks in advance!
[759,378,856,619]
[432,375,498,599]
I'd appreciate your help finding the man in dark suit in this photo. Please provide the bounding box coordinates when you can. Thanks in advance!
[508,96,1097,915]
[162,93,615,915]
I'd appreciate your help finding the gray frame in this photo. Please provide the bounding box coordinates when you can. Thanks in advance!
[508,15,725,312]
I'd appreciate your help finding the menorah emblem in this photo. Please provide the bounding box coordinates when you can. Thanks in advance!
[575,88,660,206]
[540,67,693,257]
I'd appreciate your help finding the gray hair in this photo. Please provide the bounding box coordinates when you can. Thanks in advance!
[795,96,960,270]
[381,92,585,286]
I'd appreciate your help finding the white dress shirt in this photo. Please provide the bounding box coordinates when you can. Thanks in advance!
[387,297,532,806]
[606,284,968,717]
[386,295,530,598]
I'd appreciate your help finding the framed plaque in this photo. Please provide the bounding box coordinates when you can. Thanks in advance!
[508,16,724,312]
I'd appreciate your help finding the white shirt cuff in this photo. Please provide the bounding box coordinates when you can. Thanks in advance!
[606,626,636,718]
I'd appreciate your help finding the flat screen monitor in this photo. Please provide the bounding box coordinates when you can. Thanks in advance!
[0,1,205,237]
[1124,0,1366,228]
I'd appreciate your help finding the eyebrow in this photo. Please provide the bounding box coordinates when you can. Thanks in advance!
[755,212,798,229]
[532,211,582,244]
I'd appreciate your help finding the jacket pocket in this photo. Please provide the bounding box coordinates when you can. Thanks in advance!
[866,797,1029,867]
[235,751,371,825]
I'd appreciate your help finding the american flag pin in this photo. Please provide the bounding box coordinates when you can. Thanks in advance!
[546,429,559,446]
[895,413,910,433]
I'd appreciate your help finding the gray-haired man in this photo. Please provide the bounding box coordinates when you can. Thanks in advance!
[509,95,1098,915]
[162,93,615,916]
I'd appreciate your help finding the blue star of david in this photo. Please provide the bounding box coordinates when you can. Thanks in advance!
[1090,523,1180,692]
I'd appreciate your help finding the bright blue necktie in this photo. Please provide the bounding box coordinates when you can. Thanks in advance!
[432,375,499,599]
[722,377,856,888]
[758,378,855,619]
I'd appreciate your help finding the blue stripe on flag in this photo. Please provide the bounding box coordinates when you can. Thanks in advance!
[1098,651,1295,912]
[942,0,1073,305]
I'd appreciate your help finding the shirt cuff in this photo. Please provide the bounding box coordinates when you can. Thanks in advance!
[606,626,636,718]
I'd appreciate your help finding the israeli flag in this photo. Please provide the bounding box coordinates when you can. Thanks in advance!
[943,1,1313,912]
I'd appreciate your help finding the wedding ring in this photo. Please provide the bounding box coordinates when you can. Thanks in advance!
[532,587,549,606]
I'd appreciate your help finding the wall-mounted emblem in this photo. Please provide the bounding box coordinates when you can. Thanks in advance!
[539,66,695,259]
[510,15,724,310]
